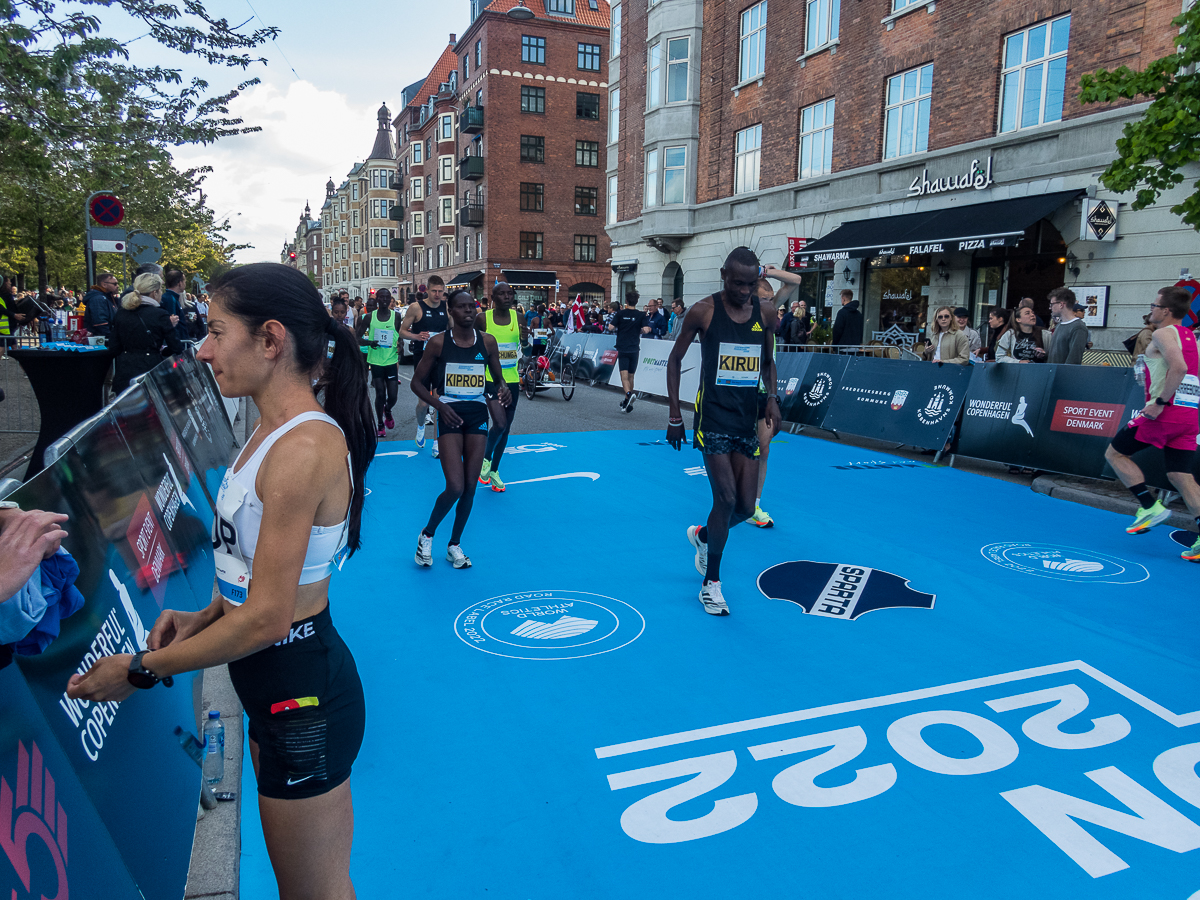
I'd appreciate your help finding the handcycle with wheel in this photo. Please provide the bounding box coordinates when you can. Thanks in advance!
[518,328,575,401]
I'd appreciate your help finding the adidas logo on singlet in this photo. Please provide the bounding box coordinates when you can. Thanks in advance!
[751,322,762,332]
[475,352,485,360]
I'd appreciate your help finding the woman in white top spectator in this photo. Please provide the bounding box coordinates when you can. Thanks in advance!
[923,306,971,365]
[996,306,1050,363]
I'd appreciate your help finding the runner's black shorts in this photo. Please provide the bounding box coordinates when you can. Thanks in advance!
[1110,424,1197,473]
[369,363,398,380]
[228,605,365,800]
[617,350,638,373]
[693,430,760,459]
[439,400,489,436]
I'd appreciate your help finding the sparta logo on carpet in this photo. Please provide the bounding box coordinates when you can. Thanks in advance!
[757,561,935,620]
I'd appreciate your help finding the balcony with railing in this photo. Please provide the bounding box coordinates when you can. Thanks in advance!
[389,237,405,252]
[459,203,485,227]
[388,204,404,221]
[461,105,485,135]
[459,155,485,181]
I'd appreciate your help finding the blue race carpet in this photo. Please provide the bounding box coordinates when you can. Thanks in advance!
[240,430,1200,900]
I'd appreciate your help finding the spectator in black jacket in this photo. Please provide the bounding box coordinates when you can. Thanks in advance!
[831,289,863,346]
[82,272,120,336]
[161,268,192,343]
[108,273,183,393]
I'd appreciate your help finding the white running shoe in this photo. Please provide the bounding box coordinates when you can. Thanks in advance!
[431,442,440,459]
[686,525,708,577]
[425,411,436,426]
[699,581,729,616]
[446,544,472,568]
[415,532,433,567]
[624,392,637,413]
[415,424,426,449]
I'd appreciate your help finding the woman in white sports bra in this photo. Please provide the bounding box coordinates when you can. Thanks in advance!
[67,262,377,900]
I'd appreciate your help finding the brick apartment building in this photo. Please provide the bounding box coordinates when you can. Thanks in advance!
[393,0,613,309]
[281,202,323,284]
[316,105,404,301]
[606,0,1200,349]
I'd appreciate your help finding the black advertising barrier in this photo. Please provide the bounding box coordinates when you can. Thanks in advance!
[1,360,237,899]
[820,358,975,450]
[954,364,1059,469]
[779,352,846,428]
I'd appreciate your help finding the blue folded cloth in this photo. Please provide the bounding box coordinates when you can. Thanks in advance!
[0,567,48,644]
[9,549,86,655]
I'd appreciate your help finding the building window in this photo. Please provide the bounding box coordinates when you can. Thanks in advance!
[740,1,767,82]
[340,197,347,212]
[476,89,483,107]
[520,182,545,211]
[413,143,422,164]
[521,35,546,64]
[577,92,600,119]
[353,262,360,279]
[799,97,835,179]
[663,146,686,204]
[426,210,434,234]
[352,184,359,200]
[352,210,359,227]
[644,149,659,207]
[648,38,689,108]
[574,234,597,261]
[353,236,360,253]
[607,174,618,224]
[578,43,602,71]
[520,232,544,259]
[437,243,445,268]
[439,155,454,183]
[1000,15,1071,133]
[411,177,423,200]
[647,42,661,108]
[521,86,546,114]
[412,213,423,236]
[884,63,932,159]
[520,134,545,162]
[611,3,621,58]
[477,233,482,259]
[608,89,620,143]
[426,175,433,197]
[575,185,598,215]
[734,124,762,194]
[440,114,454,140]
[546,0,574,13]
[805,0,839,53]
[892,0,921,9]
[441,197,454,225]
[340,220,347,236]
[464,235,470,262]
[425,138,432,161]
[576,140,600,167]
[475,39,481,67]
[463,55,469,80]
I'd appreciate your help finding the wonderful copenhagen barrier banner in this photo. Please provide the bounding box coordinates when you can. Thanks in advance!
[1,347,238,900]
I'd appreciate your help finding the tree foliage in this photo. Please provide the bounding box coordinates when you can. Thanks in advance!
[1079,3,1200,230]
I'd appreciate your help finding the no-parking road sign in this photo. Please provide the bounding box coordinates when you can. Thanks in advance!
[89,194,124,226]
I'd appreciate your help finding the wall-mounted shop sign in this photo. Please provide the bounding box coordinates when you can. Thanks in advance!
[908,157,994,197]
[786,237,809,268]
[1080,198,1118,242]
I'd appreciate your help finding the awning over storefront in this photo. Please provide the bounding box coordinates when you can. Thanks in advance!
[446,270,483,288]
[796,190,1084,264]
[610,259,638,273]
[501,269,557,288]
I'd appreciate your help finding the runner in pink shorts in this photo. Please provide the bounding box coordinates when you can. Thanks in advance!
[1105,285,1200,560]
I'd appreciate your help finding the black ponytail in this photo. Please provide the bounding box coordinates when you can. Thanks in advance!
[209,263,377,555]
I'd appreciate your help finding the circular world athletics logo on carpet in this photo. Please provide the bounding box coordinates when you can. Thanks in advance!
[980,542,1149,584]
[454,590,645,660]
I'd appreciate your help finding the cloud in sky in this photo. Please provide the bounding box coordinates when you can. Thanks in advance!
[172,78,380,263]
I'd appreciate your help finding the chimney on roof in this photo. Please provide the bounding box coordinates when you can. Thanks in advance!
[450,33,457,45]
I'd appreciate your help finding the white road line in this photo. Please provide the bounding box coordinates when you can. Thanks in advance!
[504,472,600,485]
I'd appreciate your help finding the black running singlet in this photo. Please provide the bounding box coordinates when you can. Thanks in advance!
[437,329,488,410]
[694,292,765,440]
[411,299,449,351]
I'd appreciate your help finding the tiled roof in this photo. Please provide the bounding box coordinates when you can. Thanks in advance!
[482,0,610,29]
[404,44,461,112]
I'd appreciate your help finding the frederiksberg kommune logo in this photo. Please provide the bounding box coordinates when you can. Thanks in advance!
[980,542,1149,584]
[454,590,645,659]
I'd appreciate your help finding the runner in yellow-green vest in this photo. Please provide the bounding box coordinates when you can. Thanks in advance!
[475,280,527,493]
[360,289,400,438]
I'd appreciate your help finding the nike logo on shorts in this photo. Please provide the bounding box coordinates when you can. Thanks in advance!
[286,775,315,786]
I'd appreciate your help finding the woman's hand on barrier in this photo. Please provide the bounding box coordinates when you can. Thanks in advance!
[67,654,137,702]
[148,608,205,650]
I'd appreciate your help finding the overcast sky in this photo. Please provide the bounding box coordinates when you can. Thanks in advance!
[152,0,463,262]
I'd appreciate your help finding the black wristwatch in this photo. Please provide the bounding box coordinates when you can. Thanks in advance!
[1154,396,1168,406]
[127,651,174,689]
[766,395,780,404]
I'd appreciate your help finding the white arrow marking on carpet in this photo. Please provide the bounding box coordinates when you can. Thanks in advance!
[503,472,600,486]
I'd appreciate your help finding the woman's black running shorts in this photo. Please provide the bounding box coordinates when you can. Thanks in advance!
[228,605,365,800]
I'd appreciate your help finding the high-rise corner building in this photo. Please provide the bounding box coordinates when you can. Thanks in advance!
[607,0,1200,349]
[394,0,614,310]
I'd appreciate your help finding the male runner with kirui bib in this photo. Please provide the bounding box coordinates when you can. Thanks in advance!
[666,247,780,614]
[476,280,527,492]
[1104,285,1200,560]
[400,276,449,453]
[411,290,510,569]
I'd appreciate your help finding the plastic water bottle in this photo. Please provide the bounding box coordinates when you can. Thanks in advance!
[202,711,225,785]
[174,725,205,767]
